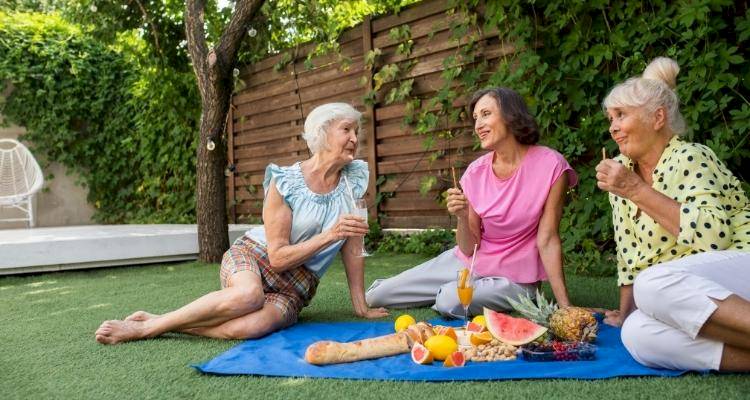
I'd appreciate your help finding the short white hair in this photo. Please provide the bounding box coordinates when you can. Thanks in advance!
[603,57,687,136]
[302,103,362,154]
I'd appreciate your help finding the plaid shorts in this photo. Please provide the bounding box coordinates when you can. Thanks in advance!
[220,235,319,325]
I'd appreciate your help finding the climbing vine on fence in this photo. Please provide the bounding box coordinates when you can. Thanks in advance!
[362,0,749,275]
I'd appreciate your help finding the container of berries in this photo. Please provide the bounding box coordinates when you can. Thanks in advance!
[520,341,597,362]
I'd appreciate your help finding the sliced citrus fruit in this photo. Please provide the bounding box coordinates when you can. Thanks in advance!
[470,331,493,346]
[424,335,458,361]
[442,350,466,367]
[394,314,416,332]
[411,343,433,365]
[433,325,457,341]
[466,321,486,333]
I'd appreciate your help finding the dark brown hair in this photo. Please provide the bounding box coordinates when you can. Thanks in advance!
[468,87,540,145]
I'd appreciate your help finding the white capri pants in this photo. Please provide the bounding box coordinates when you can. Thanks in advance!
[365,248,536,318]
[621,251,750,370]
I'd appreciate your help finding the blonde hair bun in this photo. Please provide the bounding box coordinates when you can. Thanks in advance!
[642,57,680,89]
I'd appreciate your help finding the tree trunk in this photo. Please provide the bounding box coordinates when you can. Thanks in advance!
[196,94,230,262]
[185,0,264,262]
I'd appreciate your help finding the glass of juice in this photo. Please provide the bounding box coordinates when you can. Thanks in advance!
[353,198,370,257]
[456,268,474,328]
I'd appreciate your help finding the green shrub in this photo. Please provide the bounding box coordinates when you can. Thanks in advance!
[0,11,199,223]
[374,228,456,257]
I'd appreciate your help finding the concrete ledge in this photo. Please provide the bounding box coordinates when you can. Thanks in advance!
[0,224,257,275]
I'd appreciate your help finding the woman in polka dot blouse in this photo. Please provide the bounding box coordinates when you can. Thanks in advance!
[595,57,750,371]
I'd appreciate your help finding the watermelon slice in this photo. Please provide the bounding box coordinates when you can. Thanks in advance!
[483,307,548,346]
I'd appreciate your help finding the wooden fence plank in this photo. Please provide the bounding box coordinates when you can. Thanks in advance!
[228,0,515,229]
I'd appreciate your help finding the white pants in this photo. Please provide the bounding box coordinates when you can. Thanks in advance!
[621,251,750,370]
[365,248,536,318]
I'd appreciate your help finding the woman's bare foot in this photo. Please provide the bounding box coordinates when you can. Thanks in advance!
[125,311,160,322]
[95,320,153,345]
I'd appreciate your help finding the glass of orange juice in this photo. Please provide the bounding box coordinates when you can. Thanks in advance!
[456,268,474,328]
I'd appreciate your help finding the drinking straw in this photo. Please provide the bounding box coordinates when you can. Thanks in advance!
[451,166,459,188]
[469,243,478,276]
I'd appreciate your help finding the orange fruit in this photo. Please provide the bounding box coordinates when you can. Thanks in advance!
[442,350,466,367]
[424,335,458,361]
[470,331,493,346]
[433,325,458,341]
[411,343,434,365]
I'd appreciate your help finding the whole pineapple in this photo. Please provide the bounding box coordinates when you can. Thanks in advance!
[507,289,598,342]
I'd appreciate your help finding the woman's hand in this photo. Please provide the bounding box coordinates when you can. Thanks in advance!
[603,309,625,327]
[356,307,390,319]
[327,214,369,242]
[595,159,647,200]
[446,188,469,219]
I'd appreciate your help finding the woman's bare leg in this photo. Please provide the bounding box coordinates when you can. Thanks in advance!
[720,344,750,371]
[95,270,264,344]
[125,311,159,322]
[183,303,289,339]
[700,295,750,351]
[697,295,750,371]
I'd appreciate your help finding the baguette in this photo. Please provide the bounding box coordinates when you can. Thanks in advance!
[305,332,410,365]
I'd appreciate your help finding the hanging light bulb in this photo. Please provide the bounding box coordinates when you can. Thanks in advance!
[247,27,257,37]
[206,139,216,151]
[90,4,98,12]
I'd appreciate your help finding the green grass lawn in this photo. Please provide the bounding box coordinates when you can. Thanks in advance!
[1,253,747,399]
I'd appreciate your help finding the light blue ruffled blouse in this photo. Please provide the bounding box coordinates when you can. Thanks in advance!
[246,159,369,278]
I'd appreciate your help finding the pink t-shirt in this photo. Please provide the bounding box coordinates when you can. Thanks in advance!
[454,145,577,283]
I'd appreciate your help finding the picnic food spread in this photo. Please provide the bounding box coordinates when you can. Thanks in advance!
[304,321,433,365]
[305,299,600,367]
[508,290,599,342]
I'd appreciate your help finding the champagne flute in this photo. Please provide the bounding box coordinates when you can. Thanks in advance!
[353,198,370,257]
[456,268,474,328]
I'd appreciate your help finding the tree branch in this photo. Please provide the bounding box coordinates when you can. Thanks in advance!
[131,0,165,61]
[216,0,264,69]
[184,0,210,92]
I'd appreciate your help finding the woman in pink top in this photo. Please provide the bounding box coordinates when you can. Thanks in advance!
[366,87,577,317]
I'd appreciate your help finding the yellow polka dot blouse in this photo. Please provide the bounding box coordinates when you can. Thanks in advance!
[610,136,750,286]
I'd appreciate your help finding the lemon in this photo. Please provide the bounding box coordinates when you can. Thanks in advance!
[394,314,416,332]
[472,315,487,328]
[424,334,458,361]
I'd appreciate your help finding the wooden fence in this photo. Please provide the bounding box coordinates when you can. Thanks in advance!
[227,0,510,228]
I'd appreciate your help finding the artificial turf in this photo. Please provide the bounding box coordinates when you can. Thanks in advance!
[1,252,748,399]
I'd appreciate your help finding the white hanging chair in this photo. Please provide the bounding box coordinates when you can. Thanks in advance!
[0,139,44,227]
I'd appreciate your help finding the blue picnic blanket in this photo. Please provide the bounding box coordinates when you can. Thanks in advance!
[193,318,688,380]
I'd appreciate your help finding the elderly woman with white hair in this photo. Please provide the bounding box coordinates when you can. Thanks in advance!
[95,103,388,344]
[596,57,750,371]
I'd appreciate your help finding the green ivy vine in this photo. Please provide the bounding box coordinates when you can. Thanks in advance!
[361,0,749,275]
[0,11,200,223]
